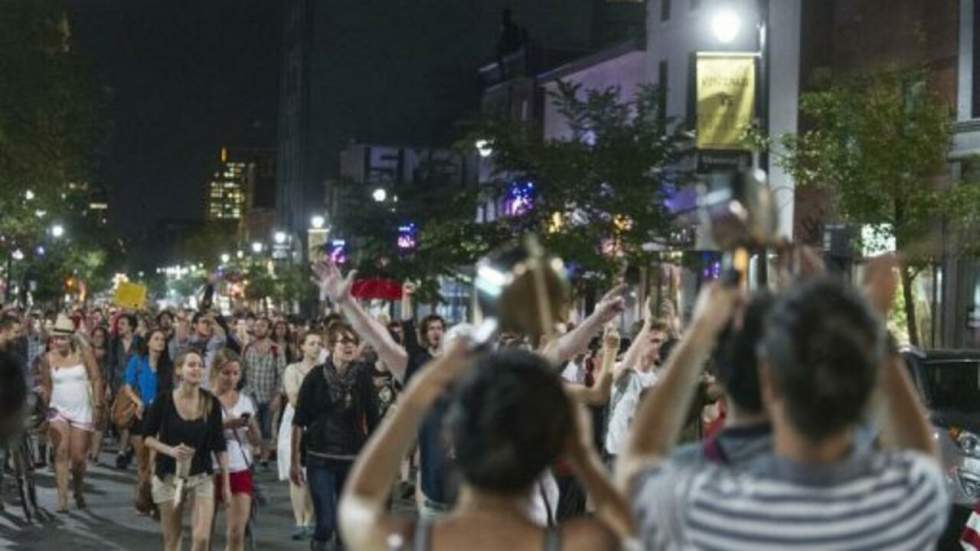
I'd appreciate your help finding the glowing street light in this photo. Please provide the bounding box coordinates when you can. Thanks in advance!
[24,190,35,201]
[51,224,65,238]
[11,249,24,261]
[274,231,287,245]
[372,188,387,202]
[251,241,264,254]
[310,215,326,229]
[711,7,742,43]
[220,253,230,264]
[236,250,244,259]
[475,139,493,158]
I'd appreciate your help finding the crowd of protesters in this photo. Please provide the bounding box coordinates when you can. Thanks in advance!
[0,248,960,550]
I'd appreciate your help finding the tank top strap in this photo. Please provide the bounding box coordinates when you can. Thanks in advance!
[413,517,433,551]
[543,526,562,551]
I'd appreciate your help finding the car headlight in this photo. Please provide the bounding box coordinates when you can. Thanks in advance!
[949,427,980,458]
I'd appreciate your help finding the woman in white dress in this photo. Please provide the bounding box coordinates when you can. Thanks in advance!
[277,332,319,540]
[37,314,105,512]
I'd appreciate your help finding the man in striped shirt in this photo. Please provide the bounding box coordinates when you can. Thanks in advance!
[619,268,948,550]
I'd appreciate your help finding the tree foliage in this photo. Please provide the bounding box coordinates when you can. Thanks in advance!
[767,68,980,345]
[333,81,688,300]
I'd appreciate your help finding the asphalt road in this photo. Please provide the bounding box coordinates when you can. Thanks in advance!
[0,444,394,550]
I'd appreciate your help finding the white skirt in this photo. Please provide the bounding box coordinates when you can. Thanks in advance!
[277,404,295,481]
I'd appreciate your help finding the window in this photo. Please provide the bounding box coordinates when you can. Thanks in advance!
[661,0,671,21]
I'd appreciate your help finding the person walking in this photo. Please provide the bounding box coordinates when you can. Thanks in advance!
[122,328,174,514]
[210,349,261,551]
[88,325,111,463]
[37,314,105,512]
[142,350,230,551]
[291,321,380,551]
[279,332,320,540]
[110,312,140,469]
[241,317,285,470]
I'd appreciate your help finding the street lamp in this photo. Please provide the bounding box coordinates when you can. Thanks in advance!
[274,231,287,245]
[11,249,24,261]
[710,8,741,44]
[24,190,34,201]
[251,241,264,254]
[35,246,45,257]
[372,188,387,202]
[310,215,326,229]
[220,253,230,264]
[475,139,493,158]
[236,250,244,259]
[51,224,65,238]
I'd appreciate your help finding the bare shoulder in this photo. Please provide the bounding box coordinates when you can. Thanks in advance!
[561,518,620,551]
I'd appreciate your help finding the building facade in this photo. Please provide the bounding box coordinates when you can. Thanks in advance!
[205,147,276,244]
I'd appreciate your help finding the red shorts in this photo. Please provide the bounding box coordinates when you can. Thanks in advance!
[214,470,253,503]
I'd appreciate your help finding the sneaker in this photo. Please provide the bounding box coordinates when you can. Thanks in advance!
[115,453,128,470]
[291,526,306,541]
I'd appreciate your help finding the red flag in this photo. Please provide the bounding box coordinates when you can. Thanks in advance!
[350,278,402,301]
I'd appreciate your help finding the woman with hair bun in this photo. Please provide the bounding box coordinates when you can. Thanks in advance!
[339,342,630,551]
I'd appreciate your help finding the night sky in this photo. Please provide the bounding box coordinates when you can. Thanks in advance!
[64,0,283,242]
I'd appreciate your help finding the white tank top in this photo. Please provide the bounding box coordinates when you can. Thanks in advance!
[50,363,93,424]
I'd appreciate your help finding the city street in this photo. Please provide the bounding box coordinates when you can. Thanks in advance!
[0,447,337,550]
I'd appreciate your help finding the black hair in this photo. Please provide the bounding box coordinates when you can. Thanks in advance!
[449,350,572,495]
[191,312,207,325]
[0,314,20,332]
[117,313,137,332]
[760,277,882,442]
[712,292,775,414]
[156,310,174,324]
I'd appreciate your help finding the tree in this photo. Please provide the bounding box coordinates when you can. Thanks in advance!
[0,0,109,305]
[332,82,688,302]
[457,81,688,286]
[767,68,980,346]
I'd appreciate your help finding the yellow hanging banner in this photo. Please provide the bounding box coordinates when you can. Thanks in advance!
[696,53,756,150]
[114,282,147,310]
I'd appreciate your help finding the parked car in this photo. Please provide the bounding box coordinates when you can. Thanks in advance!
[902,348,980,548]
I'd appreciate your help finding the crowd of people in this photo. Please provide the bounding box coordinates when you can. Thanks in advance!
[0,251,958,550]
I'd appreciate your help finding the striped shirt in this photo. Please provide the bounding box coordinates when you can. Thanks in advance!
[631,449,948,550]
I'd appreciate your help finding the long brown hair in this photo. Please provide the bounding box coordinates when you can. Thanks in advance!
[173,350,212,417]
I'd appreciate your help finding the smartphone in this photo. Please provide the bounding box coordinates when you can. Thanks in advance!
[240,412,251,421]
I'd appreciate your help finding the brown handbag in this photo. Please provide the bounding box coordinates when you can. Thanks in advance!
[111,391,138,432]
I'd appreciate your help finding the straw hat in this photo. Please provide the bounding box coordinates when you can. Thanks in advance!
[52,313,76,336]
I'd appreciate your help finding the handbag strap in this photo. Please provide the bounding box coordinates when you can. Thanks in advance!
[222,398,253,469]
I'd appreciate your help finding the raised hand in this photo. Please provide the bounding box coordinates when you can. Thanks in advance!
[862,253,900,318]
[312,258,356,305]
[594,283,626,324]
[602,324,620,354]
[690,281,743,336]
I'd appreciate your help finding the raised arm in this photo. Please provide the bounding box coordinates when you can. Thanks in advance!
[617,283,739,490]
[339,342,470,550]
[542,284,625,365]
[312,259,409,382]
[565,325,619,406]
[613,296,654,382]
[863,254,937,458]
